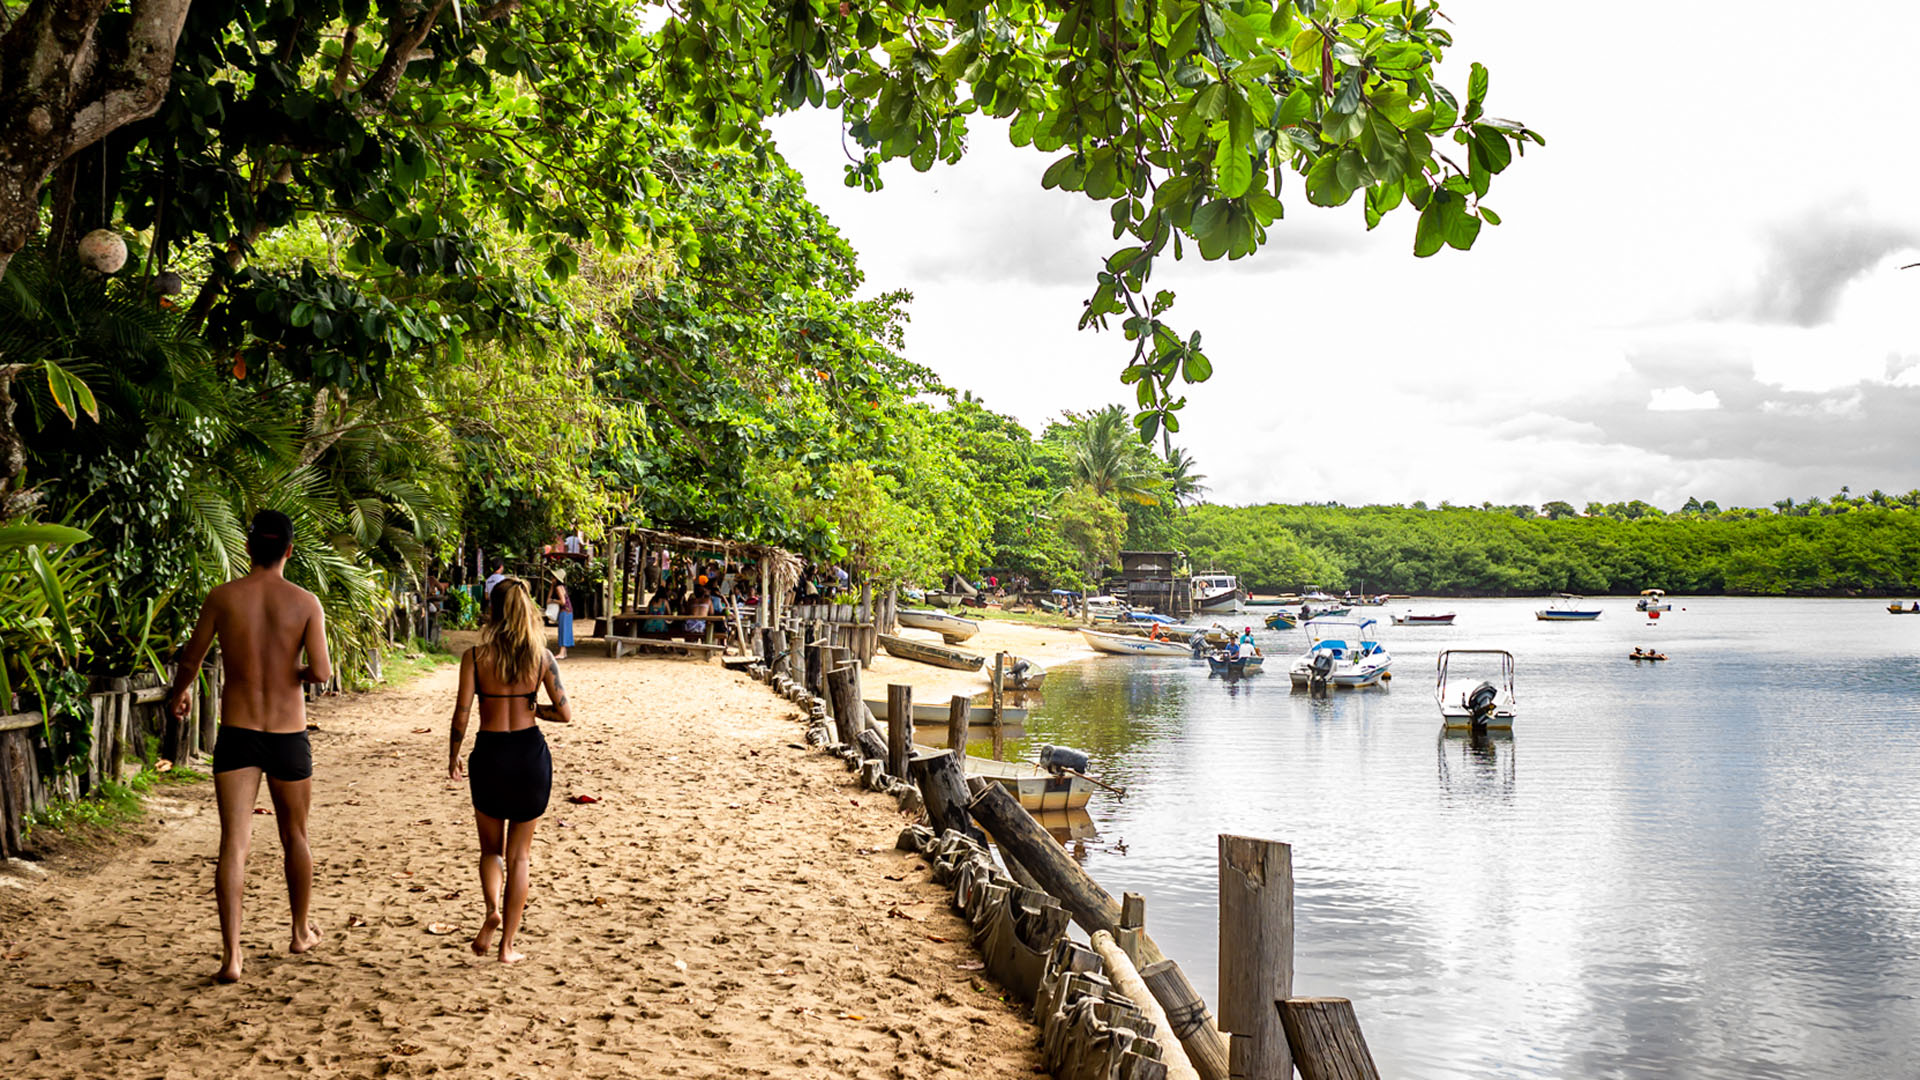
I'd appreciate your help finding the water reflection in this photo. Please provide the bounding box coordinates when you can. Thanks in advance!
[1436,730,1516,802]
[1016,598,1920,1080]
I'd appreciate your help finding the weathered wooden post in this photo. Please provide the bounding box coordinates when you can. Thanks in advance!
[909,750,981,843]
[1117,891,1147,965]
[1279,998,1381,1080]
[946,694,970,766]
[990,652,1006,760]
[884,684,911,779]
[1092,929,1202,1080]
[806,635,826,697]
[1220,835,1293,1080]
[826,667,862,745]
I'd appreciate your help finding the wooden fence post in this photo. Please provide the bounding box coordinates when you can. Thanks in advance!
[1219,835,1293,1080]
[946,695,970,764]
[990,652,1006,760]
[909,750,981,843]
[884,684,911,779]
[1279,998,1381,1080]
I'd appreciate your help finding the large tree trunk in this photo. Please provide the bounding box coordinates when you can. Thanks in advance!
[0,0,193,282]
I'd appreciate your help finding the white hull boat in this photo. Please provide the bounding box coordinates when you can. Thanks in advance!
[1436,649,1516,731]
[1080,629,1194,657]
[896,608,981,642]
[1192,571,1244,614]
[1288,617,1392,689]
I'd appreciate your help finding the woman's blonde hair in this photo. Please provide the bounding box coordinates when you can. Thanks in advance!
[480,579,545,687]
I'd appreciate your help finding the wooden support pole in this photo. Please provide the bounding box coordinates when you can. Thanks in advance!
[990,652,1006,761]
[967,779,1230,1080]
[1117,890,1147,965]
[1279,998,1381,1080]
[806,638,826,696]
[1219,835,1293,1080]
[946,695,970,769]
[909,750,982,844]
[856,728,888,763]
[884,684,911,779]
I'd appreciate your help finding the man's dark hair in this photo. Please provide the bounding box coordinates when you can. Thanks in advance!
[247,510,294,566]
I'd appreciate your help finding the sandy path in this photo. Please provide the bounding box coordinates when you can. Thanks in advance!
[0,652,1042,1078]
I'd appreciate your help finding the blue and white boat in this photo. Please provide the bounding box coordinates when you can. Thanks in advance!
[1287,617,1392,689]
[1207,650,1266,676]
[1079,628,1193,657]
[1536,594,1603,621]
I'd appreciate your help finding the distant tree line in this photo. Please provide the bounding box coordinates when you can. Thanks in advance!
[1179,499,1920,596]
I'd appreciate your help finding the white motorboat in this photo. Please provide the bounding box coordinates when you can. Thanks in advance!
[1435,649,1516,731]
[1287,617,1392,689]
[1391,611,1457,626]
[1536,594,1603,621]
[1080,628,1193,657]
[1191,571,1244,614]
[895,607,981,643]
[1635,589,1671,612]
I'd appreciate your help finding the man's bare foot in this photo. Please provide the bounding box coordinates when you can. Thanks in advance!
[498,947,526,965]
[291,921,323,954]
[214,959,243,984]
[471,912,501,957]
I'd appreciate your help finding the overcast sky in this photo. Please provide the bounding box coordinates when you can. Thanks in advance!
[763,0,1920,510]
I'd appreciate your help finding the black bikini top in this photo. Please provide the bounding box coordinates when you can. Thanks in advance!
[475,653,548,707]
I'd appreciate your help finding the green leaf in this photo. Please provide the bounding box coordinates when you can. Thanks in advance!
[42,362,98,424]
[1182,350,1213,383]
[1190,199,1231,239]
[1466,61,1488,123]
[1085,151,1119,199]
[1214,141,1252,198]
[1226,87,1254,151]
[1304,155,1354,206]
[1192,82,1229,120]
[1471,124,1513,174]
[1431,84,1459,129]
[1444,203,1482,250]
[25,546,79,662]
[1276,87,1312,128]
[1480,205,1503,226]
[1291,27,1324,73]
[1245,190,1285,224]
[0,523,90,550]
[1414,194,1447,257]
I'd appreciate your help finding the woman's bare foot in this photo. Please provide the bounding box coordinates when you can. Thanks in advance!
[291,921,323,954]
[498,947,526,965]
[471,912,501,956]
[213,959,243,984]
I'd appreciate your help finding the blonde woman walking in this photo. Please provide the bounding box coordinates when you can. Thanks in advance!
[447,579,571,963]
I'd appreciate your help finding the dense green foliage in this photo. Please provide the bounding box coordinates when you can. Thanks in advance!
[1181,502,1920,596]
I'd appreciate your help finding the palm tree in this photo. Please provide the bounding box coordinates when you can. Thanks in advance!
[1164,447,1208,507]
[1064,405,1163,505]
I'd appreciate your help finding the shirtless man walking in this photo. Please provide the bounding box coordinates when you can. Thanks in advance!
[166,510,333,983]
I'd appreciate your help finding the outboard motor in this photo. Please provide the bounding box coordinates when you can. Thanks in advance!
[1190,631,1209,658]
[1466,680,1500,729]
[1308,651,1335,688]
[1039,744,1091,776]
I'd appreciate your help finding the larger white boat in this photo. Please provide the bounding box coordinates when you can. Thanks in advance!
[1287,617,1392,689]
[1435,649,1516,731]
[1191,571,1244,614]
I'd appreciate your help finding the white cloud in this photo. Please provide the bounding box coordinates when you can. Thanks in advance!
[1647,387,1722,412]
[762,0,1920,509]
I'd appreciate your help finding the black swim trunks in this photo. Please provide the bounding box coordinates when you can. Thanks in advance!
[212,725,314,782]
[468,725,553,823]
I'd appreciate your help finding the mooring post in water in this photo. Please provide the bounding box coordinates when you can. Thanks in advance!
[1219,835,1293,1080]
[947,695,970,768]
[967,778,1231,1080]
[885,684,911,779]
[990,652,1006,761]
[1279,998,1380,1080]
[1117,890,1147,966]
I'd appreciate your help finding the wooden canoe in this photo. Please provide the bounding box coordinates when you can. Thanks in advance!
[878,633,984,671]
[867,697,1029,727]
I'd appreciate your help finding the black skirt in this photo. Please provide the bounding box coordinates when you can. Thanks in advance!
[468,726,552,823]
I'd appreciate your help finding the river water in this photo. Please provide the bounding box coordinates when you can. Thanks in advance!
[1015,597,1920,1079]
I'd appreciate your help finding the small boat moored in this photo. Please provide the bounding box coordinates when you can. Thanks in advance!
[1391,611,1457,626]
[1435,649,1516,731]
[1890,601,1920,614]
[1536,594,1603,621]
[1264,611,1298,630]
[1191,571,1245,615]
[1080,628,1194,657]
[1005,655,1047,691]
[895,608,981,643]
[1636,589,1671,612]
[878,633,984,671]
